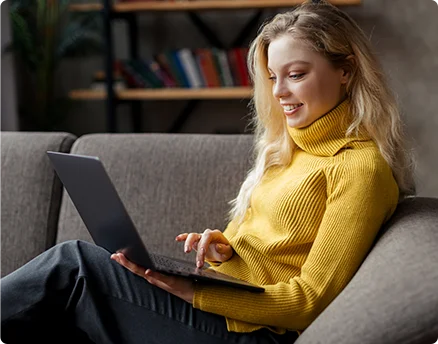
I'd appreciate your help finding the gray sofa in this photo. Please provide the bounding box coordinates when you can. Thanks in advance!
[1,131,438,344]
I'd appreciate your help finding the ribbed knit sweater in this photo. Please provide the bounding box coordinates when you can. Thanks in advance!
[193,100,399,334]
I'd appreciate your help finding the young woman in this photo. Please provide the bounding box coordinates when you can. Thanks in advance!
[1,1,415,343]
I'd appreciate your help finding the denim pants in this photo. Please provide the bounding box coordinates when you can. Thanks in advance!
[1,240,298,344]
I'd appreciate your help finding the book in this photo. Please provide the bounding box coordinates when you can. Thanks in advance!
[195,48,220,88]
[233,47,250,87]
[146,59,177,88]
[126,60,153,88]
[177,48,204,88]
[169,50,190,88]
[116,60,146,88]
[212,48,234,87]
[154,53,180,87]
[131,59,164,88]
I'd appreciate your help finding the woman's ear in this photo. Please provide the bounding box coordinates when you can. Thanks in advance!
[340,54,355,84]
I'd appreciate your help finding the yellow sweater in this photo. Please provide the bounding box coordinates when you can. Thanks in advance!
[193,100,399,334]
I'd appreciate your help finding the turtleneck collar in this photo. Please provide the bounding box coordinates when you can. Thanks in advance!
[287,99,370,157]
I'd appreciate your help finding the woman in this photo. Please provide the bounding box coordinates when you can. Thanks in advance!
[1,1,415,343]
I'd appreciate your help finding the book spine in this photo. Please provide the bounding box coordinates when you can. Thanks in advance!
[177,48,204,88]
[196,49,220,88]
[140,60,166,88]
[148,60,177,88]
[131,60,161,88]
[154,53,180,87]
[217,50,234,87]
[211,48,226,87]
[129,60,155,88]
[169,50,190,88]
[234,47,250,87]
[227,49,241,86]
[118,60,146,88]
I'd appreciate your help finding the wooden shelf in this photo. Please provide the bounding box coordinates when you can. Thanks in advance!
[69,87,253,100]
[70,0,361,12]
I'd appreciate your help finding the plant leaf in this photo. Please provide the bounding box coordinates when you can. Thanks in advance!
[9,11,39,70]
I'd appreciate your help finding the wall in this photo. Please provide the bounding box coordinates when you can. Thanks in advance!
[17,0,438,197]
[1,0,19,131]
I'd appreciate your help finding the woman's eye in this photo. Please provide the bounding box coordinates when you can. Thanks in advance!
[289,73,305,80]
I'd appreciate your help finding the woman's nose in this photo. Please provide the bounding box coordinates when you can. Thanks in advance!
[272,79,290,99]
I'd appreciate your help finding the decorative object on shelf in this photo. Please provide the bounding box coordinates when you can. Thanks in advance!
[6,0,103,130]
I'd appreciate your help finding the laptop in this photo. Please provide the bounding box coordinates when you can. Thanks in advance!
[47,151,264,293]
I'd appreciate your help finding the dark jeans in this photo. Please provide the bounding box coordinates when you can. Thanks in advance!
[1,240,298,344]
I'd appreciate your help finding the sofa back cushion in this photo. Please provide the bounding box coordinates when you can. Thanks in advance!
[56,134,253,262]
[1,132,76,277]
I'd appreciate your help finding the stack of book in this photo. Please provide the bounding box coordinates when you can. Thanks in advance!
[92,47,251,89]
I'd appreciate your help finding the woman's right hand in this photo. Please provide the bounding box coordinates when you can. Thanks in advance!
[175,229,233,268]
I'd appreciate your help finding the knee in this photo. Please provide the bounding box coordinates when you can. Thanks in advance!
[54,240,104,261]
[53,240,110,270]
[56,240,93,251]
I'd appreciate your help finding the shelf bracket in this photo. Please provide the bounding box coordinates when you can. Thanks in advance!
[168,100,200,133]
[231,10,264,47]
[187,12,225,49]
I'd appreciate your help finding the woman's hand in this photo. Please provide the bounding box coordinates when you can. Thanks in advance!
[110,253,194,304]
[175,229,233,268]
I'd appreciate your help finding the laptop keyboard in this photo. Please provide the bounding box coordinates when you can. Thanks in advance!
[150,253,196,274]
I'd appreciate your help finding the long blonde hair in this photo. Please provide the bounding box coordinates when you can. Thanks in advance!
[229,0,416,223]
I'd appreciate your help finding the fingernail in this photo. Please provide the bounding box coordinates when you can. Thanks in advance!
[184,246,189,253]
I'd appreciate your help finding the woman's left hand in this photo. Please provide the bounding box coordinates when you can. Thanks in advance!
[111,253,195,304]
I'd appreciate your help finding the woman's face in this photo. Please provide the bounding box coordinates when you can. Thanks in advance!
[267,35,349,129]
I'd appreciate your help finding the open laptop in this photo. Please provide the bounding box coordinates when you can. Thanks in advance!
[47,151,264,293]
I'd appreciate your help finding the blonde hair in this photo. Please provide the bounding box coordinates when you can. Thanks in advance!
[229,0,416,223]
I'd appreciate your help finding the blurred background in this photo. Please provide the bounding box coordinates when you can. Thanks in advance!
[1,0,438,197]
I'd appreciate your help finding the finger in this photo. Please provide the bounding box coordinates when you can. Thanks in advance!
[216,243,233,260]
[198,229,229,265]
[205,243,227,262]
[175,233,188,241]
[216,243,232,254]
[116,253,146,277]
[144,269,175,290]
[216,243,225,253]
[184,233,202,253]
[196,229,216,267]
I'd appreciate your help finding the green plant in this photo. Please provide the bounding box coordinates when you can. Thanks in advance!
[7,0,103,130]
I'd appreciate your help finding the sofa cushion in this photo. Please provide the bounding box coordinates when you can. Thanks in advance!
[1,132,76,277]
[56,134,254,262]
[296,197,438,344]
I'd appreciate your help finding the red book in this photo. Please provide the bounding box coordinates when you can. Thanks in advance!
[114,60,145,88]
[233,47,250,87]
[195,48,221,88]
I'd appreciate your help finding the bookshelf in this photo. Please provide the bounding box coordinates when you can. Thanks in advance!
[70,0,361,12]
[69,87,253,100]
[69,0,361,132]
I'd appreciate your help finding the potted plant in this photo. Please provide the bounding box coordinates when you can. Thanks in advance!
[7,0,103,130]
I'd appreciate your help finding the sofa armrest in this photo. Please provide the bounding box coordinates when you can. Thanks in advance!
[1,132,76,277]
[297,197,438,344]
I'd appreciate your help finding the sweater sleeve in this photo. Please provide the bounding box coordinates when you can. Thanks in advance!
[193,154,399,331]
